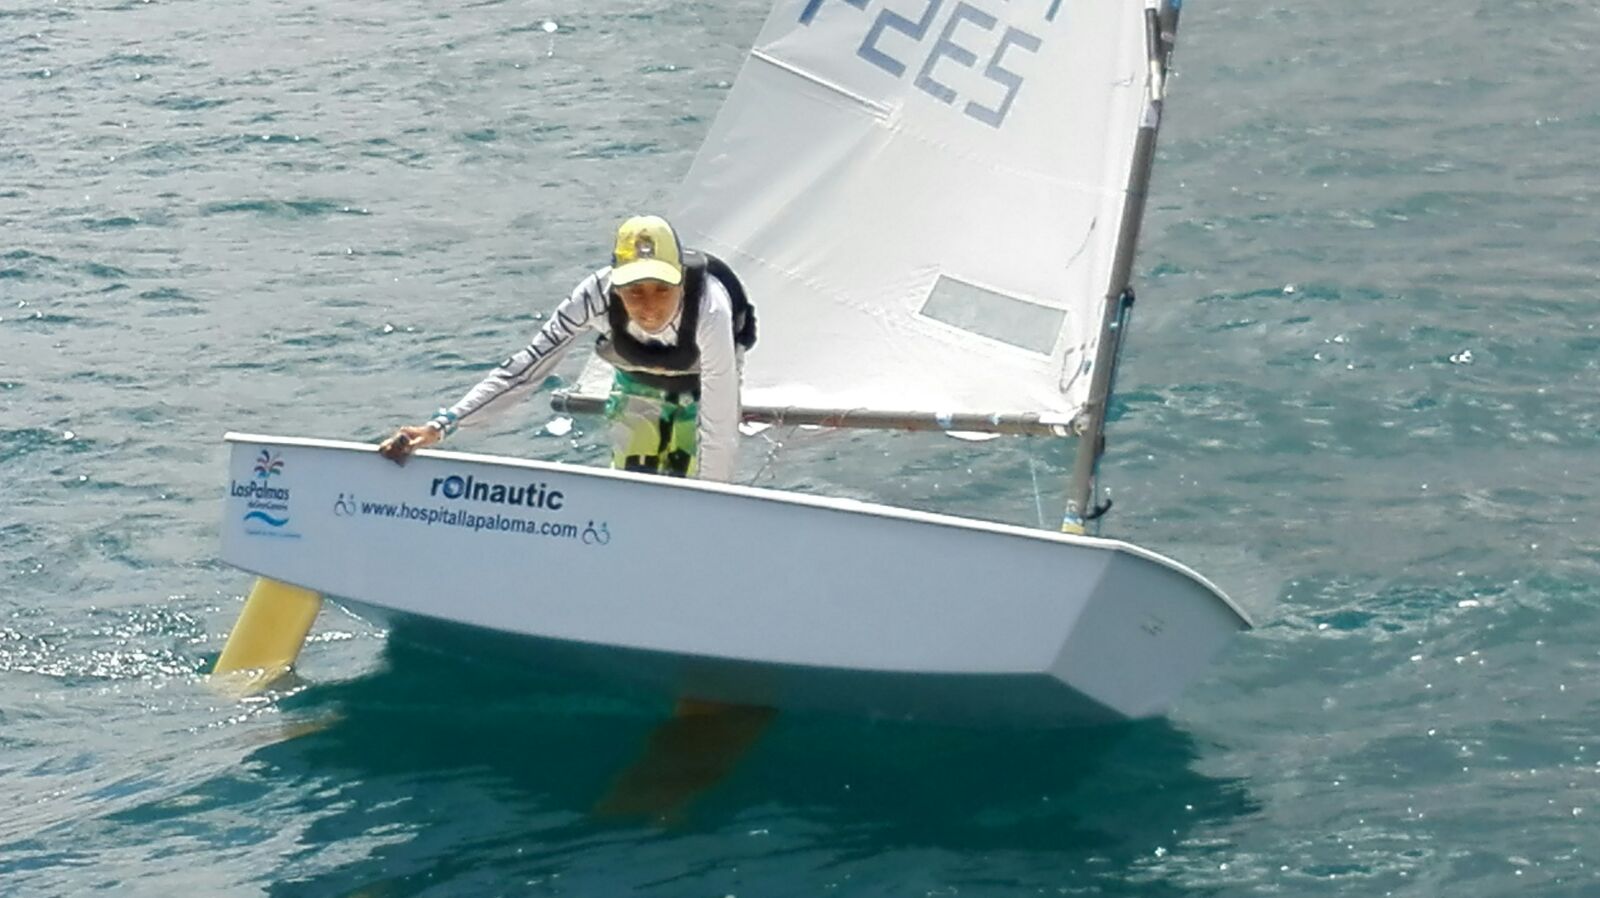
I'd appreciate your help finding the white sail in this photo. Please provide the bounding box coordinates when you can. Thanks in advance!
[670,0,1154,422]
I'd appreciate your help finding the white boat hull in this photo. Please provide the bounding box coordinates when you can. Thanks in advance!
[221,434,1250,725]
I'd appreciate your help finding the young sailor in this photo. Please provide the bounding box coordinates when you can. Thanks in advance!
[378,215,756,481]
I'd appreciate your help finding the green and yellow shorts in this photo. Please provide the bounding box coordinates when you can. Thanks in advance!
[604,371,698,478]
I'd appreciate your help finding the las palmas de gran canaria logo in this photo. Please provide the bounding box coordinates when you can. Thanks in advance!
[233,449,296,535]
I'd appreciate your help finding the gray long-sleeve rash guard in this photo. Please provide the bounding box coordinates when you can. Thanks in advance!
[428,267,741,482]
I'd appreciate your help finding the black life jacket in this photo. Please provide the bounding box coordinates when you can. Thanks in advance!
[598,250,756,394]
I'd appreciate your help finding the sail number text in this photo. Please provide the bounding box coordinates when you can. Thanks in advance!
[799,0,1059,129]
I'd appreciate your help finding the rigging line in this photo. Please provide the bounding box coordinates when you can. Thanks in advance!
[1029,457,1047,530]
[1059,216,1098,276]
[745,424,795,487]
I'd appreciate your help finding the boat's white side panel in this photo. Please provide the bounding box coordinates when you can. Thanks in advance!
[221,434,1247,721]
[1060,552,1248,719]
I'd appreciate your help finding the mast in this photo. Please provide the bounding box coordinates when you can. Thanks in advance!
[1062,0,1181,535]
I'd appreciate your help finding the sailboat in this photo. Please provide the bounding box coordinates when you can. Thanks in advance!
[216,0,1252,725]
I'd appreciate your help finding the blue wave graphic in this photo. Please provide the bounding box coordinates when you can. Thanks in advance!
[243,511,290,527]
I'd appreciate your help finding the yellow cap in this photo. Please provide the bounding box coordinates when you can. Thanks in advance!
[610,215,683,287]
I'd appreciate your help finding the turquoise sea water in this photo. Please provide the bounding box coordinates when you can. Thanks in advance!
[4,0,1598,894]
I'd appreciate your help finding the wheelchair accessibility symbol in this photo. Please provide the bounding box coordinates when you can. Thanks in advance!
[582,521,611,546]
[333,493,357,517]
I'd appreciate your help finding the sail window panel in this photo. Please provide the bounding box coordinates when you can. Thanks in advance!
[919,275,1063,356]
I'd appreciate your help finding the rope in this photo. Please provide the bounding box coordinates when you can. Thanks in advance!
[746,425,797,486]
[1028,457,1047,530]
